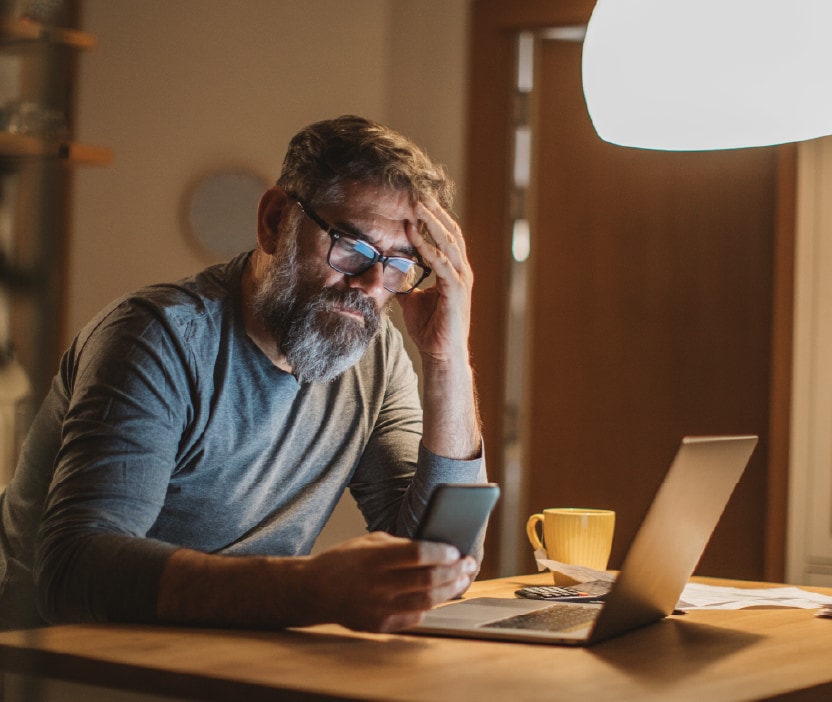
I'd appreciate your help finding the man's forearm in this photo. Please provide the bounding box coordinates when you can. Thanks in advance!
[156,548,317,628]
[419,355,481,460]
[155,534,475,633]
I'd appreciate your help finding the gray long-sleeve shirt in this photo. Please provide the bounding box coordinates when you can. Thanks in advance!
[0,252,485,629]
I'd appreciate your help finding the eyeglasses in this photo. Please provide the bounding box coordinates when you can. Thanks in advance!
[291,194,431,294]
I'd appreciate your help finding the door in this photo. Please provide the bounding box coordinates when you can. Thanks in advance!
[529,36,775,578]
[467,0,794,581]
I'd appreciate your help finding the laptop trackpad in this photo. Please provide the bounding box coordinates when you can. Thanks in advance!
[423,597,555,627]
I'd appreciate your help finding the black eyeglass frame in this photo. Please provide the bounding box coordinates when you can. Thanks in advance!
[289,193,431,294]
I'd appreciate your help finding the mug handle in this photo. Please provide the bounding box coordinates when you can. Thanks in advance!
[526,513,545,551]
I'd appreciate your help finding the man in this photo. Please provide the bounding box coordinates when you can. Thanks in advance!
[0,116,486,632]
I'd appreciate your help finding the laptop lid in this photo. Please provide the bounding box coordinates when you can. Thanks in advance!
[411,435,758,646]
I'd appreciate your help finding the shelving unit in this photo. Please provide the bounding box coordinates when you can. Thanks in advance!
[0,131,111,163]
[0,15,95,48]
[1,1,109,483]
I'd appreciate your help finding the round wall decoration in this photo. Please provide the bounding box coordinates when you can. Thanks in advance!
[187,169,270,258]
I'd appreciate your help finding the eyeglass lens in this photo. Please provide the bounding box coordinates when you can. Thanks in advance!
[292,195,428,293]
[329,236,425,293]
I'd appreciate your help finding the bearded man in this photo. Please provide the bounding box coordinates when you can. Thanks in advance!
[0,116,486,632]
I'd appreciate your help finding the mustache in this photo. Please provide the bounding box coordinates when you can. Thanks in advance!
[310,287,381,326]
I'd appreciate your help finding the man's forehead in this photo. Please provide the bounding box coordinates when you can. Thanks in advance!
[335,182,418,223]
[314,183,419,255]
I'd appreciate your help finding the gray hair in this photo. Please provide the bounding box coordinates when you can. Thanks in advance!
[277,115,455,210]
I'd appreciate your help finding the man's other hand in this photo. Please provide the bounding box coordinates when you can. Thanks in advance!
[305,532,477,633]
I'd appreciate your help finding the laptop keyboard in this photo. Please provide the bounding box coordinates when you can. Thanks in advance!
[486,603,600,632]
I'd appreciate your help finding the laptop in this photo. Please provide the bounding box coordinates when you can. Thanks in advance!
[409,435,758,646]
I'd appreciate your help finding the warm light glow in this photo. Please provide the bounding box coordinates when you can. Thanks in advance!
[582,0,832,151]
[512,219,531,262]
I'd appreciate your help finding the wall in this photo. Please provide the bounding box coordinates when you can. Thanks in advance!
[72,0,469,335]
[71,0,470,551]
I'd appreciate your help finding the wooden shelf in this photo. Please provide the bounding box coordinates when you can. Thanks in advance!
[0,16,96,49]
[1,2,109,403]
[0,132,112,165]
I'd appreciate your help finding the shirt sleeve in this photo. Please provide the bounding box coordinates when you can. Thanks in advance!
[34,300,190,624]
[348,322,488,554]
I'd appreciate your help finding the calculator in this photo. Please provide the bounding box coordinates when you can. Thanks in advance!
[514,585,607,602]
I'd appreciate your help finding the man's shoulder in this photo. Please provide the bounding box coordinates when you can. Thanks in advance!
[139,252,248,316]
[75,253,250,350]
[352,314,416,382]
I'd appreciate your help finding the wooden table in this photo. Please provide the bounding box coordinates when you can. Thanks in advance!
[1,573,831,702]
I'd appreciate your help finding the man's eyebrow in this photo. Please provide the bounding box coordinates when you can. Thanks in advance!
[331,218,420,258]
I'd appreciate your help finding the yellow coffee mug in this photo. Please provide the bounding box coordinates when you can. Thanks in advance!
[526,508,615,571]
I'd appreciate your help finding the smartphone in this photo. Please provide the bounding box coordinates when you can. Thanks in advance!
[414,483,500,556]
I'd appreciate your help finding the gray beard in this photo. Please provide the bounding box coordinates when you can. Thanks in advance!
[252,245,385,384]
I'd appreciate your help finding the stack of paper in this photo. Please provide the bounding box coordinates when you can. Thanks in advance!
[534,553,832,611]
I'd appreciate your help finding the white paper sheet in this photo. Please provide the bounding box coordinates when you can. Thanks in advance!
[533,550,832,611]
[676,582,832,611]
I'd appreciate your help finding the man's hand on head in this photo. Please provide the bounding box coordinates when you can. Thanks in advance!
[397,197,473,365]
[395,196,482,460]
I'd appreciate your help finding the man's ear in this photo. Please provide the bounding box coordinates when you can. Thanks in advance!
[257,186,291,254]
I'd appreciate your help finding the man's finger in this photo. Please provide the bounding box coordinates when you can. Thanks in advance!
[409,208,455,262]
[412,539,461,566]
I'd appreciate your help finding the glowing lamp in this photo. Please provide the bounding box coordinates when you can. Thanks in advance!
[582,0,832,150]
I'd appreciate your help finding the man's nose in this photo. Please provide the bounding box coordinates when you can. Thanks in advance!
[348,261,387,297]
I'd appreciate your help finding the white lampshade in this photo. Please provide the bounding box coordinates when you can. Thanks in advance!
[582,0,832,151]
